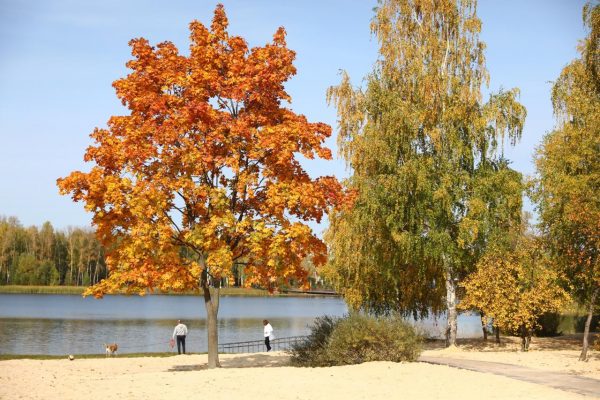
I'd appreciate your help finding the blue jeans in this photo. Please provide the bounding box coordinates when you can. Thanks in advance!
[176,335,186,354]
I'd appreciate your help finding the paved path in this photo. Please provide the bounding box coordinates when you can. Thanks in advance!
[419,356,600,398]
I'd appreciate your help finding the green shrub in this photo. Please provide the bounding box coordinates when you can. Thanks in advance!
[326,314,422,365]
[534,312,562,337]
[288,315,340,367]
[288,314,422,367]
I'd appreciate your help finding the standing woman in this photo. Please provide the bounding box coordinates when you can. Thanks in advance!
[263,319,273,352]
[172,320,188,354]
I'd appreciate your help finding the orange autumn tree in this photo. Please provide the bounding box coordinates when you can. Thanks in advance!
[57,5,343,369]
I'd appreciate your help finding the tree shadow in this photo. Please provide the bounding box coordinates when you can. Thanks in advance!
[219,352,290,368]
[168,364,208,372]
[166,352,290,372]
[425,338,515,351]
[425,333,599,353]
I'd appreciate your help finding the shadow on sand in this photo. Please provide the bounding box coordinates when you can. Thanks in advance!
[167,352,290,372]
[426,333,598,354]
[168,363,208,372]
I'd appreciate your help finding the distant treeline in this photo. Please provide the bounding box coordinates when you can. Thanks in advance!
[0,216,329,290]
[0,217,106,286]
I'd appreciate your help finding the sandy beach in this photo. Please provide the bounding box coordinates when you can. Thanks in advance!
[1,337,598,400]
[425,335,600,380]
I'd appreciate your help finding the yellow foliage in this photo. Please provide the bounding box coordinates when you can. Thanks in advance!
[460,237,570,336]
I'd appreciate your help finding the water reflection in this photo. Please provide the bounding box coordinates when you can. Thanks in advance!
[0,317,324,355]
[0,294,348,355]
[0,294,483,355]
[0,294,348,320]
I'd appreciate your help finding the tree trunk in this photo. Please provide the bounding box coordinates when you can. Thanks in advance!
[480,311,487,341]
[520,326,531,351]
[521,335,531,352]
[94,247,102,284]
[579,288,598,362]
[494,326,500,344]
[203,285,221,369]
[445,270,458,347]
[68,236,74,285]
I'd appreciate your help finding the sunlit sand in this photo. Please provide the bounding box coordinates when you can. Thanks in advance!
[1,336,597,400]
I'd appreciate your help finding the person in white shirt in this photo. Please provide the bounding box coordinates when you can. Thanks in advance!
[172,320,188,354]
[263,319,274,352]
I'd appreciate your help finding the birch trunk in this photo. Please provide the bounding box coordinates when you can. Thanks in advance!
[445,269,457,347]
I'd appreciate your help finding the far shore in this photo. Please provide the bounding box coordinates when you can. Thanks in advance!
[0,285,339,297]
[1,336,598,400]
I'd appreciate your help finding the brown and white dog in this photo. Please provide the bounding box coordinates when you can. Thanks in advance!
[104,343,118,357]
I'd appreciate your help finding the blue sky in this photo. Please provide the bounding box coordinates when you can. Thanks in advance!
[0,0,588,231]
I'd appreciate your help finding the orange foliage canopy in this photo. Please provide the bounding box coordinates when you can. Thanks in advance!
[58,5,344,297]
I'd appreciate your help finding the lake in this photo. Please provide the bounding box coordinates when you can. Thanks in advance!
[0,294,483,355]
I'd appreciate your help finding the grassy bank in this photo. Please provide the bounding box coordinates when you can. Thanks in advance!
[0,285,86,295]
[0,285,335,297]
[0,285,270,296]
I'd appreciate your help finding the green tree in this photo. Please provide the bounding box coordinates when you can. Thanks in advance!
[0,217,27,284]
[14,253,38,285]
[35,260,60,285]
[0,216,106,287]
[324,0,525,346]
[53,231,70,285]
[0,217,18,284]
[532,1,600,361]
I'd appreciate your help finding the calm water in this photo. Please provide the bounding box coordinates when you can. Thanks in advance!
[0,294,482,355]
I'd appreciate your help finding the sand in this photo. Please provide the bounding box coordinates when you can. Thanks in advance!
[1,345,598,400]
[425,335,600,380]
